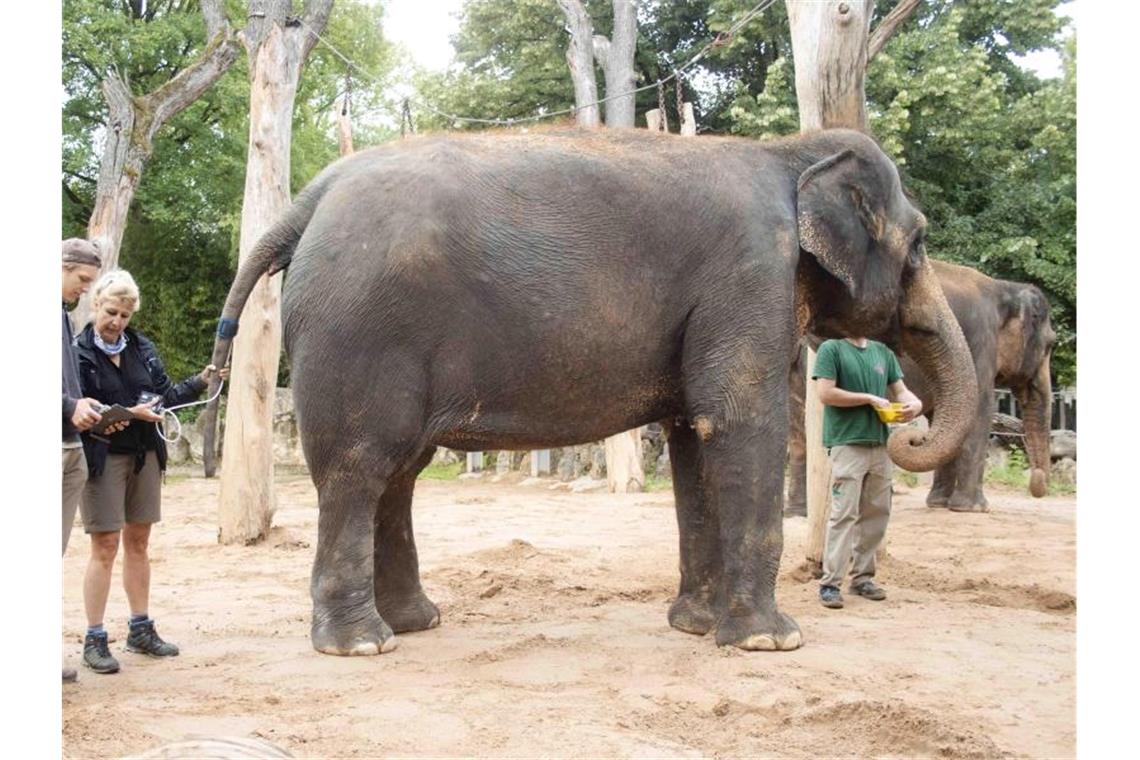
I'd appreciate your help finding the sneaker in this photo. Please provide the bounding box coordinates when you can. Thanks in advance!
[83,632,120,674]
[850,580,888,601]
[819,585,844,609]
[125,620,180,657]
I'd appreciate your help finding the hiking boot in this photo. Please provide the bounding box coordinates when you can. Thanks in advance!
[850,580,888,601]
[83,632,120,674]
[125,620,180,657]
[819,585,844,609]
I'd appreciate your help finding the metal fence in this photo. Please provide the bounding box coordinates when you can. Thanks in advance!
[994,387,1076,432]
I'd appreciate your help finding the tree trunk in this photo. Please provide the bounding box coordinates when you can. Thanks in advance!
[214,0,333,545]
[786,0,874,132]
[605,429,644,493]
[592,0,638,128]
[73,1,239,330]
[556,0,600,128]
[786,0,874,568]
[803,347,830,572]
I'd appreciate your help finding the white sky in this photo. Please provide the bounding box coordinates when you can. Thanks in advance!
[381,0,465,72]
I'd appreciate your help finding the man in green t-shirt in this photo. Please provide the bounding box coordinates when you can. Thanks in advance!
[812,336,922,609]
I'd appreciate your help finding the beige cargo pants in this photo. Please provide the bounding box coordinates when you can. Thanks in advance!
[62,446,87,554]
[820,443,893,589]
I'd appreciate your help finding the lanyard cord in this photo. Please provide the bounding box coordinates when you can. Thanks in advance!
[156,377,227,444]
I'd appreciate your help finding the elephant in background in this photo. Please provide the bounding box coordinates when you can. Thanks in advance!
[206,128,978,656]
[785,259,1054,515]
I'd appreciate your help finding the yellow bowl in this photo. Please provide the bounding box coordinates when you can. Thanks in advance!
[875,402,905,423]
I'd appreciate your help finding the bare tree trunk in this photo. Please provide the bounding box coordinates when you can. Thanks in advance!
[213,0,334,545]
[73,1,239,330]
[786,0,874,570]
[786,0,874,132]
[335,95,354,156]
[557,0,600,128]
[592,0,638,128]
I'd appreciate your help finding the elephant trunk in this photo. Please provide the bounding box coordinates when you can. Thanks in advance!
[1020,358,1053,498]
[887,260,979,472]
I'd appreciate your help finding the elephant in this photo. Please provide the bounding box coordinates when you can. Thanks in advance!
[205,127,978,656]
[785,259,1054,515]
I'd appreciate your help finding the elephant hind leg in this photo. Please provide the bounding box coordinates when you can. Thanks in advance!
[309,462,399,656]
[374,446,441,634]
[666,417,721,637]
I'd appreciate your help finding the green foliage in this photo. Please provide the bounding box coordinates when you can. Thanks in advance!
[419,462,466,481]
[62,0,397,385]
[895,469,919,489]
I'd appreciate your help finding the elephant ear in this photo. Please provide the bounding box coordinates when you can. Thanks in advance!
[796,149,886,299]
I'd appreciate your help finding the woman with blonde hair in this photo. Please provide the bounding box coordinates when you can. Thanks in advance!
[76,269,227,674]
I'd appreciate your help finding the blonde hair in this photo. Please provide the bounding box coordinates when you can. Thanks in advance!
[92,269,141,312]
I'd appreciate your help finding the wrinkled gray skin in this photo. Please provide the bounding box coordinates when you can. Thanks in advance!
[785,260,1054,515]
[205,129,977,656]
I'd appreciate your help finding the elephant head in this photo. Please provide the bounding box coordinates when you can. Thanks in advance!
[997,284,1056,497]
[794,130,978,472]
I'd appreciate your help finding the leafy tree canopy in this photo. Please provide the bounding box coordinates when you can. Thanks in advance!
[62,0,396,383]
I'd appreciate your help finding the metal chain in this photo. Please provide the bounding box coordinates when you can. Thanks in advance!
[342,65,352,116]
[675,69,684,130]
[656,79,667,132]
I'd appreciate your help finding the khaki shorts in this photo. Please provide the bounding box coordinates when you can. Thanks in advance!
[81,451,162,533]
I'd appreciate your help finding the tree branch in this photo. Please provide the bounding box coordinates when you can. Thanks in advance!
[867,0,921,64]
[142,26,241,144]
[298,0,335,61]
[199,0,228,40]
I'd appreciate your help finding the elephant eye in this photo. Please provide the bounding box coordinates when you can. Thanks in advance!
[908,233,925,267]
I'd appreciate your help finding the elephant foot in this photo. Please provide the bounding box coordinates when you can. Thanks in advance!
[311,608,398,656]
[1029,468,1048,498]
[667,592,717,636]
[376,591,441,634]
[715,609,803,651]
[783,503,807,518]
[947,491,988,513]
[926,492,950,508]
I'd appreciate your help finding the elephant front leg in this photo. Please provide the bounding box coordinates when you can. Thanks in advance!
[666,419,721,636]
[947,419,992,512]
[310,475,398,656]
[701,412,802,651]
[373,449,440,633]
[947,388,995,512]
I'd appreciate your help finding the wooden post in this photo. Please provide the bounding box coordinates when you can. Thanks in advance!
[605,429,644,493]
[803,348,831,573]
[530,450,551,476]
[679,103,696,136]
[335,95,354,156]
[645,109,667,132]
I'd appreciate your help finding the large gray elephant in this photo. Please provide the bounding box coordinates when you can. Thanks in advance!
[206,128,977,656]
[785,260,1054,514]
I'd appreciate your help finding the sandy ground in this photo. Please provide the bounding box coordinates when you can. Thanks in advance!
[62,468,1075,759]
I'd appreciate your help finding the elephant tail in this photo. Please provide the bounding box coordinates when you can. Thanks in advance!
[200,176,332,476]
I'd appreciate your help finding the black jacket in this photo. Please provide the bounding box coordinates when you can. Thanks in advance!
[76,325,206,477]
[62,307,83,444]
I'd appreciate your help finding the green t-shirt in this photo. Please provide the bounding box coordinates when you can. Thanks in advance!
[812,338,903,447]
